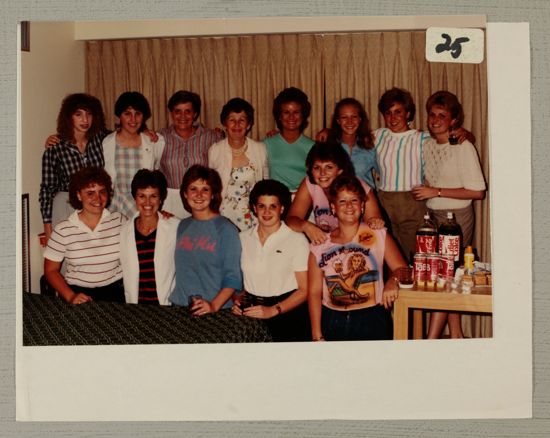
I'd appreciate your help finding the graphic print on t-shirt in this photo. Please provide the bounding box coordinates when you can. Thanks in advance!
[177,235,217,252]
[313,204,337,232]
[318,230,381,308]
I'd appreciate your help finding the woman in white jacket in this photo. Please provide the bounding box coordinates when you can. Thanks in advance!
[208,97,268,231]
[103,91,165,218]
[119,169,179,305]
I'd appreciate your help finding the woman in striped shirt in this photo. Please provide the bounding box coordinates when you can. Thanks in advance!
[375,88,475,262]
[44,167,126,304]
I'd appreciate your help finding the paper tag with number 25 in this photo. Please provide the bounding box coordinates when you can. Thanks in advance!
[426,27,484,64]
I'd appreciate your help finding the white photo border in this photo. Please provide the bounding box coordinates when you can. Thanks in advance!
[15,19,531,421]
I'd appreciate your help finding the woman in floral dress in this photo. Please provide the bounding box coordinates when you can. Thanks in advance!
[208,98,269,230]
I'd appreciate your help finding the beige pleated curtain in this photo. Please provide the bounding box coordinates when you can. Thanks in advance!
[86,30,490,337]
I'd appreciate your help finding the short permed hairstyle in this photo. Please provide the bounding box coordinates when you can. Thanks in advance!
[179,165,223,214]
[68,167,113,210]
[425,90,465,129]
[131,169,168,209]
[220,98,255,134]
[167,90,201,120]
[249,179,292,221]
[377,87,416,122]
[272,87,311,132]
[328,97,374,149]
[327,175,367,206]
[56,93,106,142]
[305,141,356,184]
[114,91,151,132]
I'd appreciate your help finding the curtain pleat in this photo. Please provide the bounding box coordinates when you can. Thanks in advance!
[86,30,490,338]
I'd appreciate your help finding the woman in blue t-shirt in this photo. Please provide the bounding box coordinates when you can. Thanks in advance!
[169,165,242,315]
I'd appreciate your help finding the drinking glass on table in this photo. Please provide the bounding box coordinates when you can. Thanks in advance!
[397,266,414,288]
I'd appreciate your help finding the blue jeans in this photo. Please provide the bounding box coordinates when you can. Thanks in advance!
[321,305,393,341]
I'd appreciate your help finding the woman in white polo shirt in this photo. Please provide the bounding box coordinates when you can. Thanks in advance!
[44,167,126,304]
[233,179,311,342]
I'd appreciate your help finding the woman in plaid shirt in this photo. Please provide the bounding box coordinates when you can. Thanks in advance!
[102,92,165,219]
[39,93,107,243]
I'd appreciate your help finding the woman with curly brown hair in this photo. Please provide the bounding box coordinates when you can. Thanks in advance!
[43,167,126,304]
[39,93,108,243]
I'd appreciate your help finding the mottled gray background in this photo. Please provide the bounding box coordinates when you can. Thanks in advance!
[2,0,548,436]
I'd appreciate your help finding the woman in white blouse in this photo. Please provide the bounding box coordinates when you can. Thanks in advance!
[411,91,486,248]
[412,90,486,340]
[208,97,268,231]
[233,179,310,342]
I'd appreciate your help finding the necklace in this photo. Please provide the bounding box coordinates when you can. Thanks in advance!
[230,140,248,157]
[136,218,157,236]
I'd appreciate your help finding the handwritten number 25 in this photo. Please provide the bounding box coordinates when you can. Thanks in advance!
[435,33,470,59]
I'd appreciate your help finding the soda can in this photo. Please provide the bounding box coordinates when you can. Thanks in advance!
[439,254,455,278]
[425,253,439,289]
[413,254,427,288]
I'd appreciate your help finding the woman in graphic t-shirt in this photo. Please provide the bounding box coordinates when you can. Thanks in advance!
[286,141,384,245]
[308,175,407,341]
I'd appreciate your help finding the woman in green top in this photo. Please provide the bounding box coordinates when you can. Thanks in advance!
[263,87,315,192]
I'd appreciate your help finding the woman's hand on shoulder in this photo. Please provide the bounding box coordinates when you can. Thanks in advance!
[44,134,60,149]
[212,126,225,138]
[303,222,329,245]
[69,292,92,305]
[242,305,277,319]
[143,129,159,143]
[160,210,174,219]
[455,127,476,144]
[366,216,385,229]
[315,128,329,142]
[264,129,279,138]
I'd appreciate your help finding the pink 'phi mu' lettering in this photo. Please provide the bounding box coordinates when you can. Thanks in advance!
[178,235,217,252]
